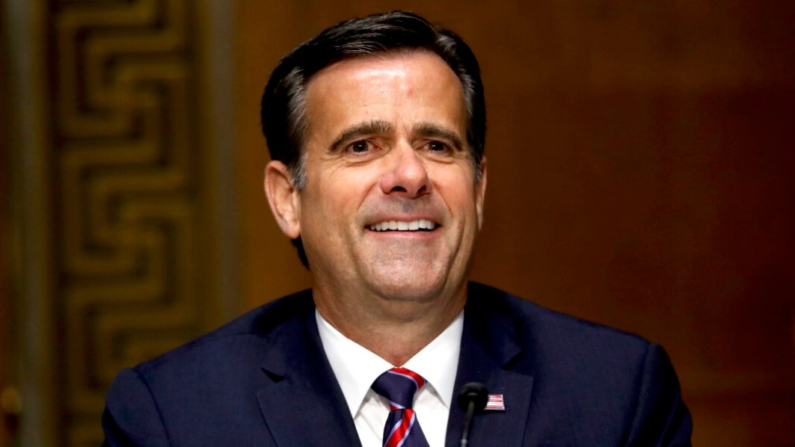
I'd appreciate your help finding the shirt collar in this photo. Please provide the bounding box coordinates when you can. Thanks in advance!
[316,310,464,417]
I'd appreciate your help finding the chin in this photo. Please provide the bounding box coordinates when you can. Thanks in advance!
[366,270,449,302]
[376,285,441,302]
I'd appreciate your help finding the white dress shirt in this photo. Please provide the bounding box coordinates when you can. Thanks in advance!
[316,310,463,447]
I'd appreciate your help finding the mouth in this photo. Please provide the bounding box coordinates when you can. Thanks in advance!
[367,219,438,232]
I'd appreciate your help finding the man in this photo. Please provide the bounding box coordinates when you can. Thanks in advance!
[103,11,692,447]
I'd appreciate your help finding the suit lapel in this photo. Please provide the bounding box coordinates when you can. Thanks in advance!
[445,285,535,447]
[255,301,361,447]
[252,285,534,447]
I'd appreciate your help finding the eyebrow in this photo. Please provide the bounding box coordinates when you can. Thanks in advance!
[412,123,465,152]
[330,120,393,153]
[328,120,465,153]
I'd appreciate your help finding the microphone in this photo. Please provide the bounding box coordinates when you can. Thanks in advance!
[457,382,488,447]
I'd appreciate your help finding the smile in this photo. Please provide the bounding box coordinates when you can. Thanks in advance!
[368,219,438,232]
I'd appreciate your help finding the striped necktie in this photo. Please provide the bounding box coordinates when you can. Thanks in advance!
[371,367,431,447]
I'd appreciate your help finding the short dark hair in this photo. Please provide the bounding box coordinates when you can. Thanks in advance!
[260,11,486,267]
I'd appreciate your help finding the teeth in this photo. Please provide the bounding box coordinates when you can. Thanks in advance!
[369,219,437,232]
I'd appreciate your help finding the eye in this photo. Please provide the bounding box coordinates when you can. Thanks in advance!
[426,140,452,153]
[348,140,371,154]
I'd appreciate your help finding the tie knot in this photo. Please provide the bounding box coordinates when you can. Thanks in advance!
[371,367,426,410]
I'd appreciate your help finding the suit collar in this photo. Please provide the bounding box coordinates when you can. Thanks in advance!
[445,283,535,447]
[253,285,535,447]
[256,293,362,447]
[317,308,464,417]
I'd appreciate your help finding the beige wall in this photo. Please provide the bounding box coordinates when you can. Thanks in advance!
[5,1,238,444]
[236,2,795,446]
[0,4,12,441]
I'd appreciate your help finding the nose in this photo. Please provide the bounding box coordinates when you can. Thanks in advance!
[379,144,431,198]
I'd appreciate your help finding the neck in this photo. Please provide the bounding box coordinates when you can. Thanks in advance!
[314,286,466,366]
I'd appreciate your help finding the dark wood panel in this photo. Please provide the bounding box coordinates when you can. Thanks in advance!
[237,1,795,446]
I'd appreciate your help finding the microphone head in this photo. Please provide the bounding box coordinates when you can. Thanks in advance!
[457,382,489,412]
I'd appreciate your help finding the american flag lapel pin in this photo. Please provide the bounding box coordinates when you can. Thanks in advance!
[484,394,505,411]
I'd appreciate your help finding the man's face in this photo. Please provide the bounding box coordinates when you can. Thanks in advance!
[293,51,486,306]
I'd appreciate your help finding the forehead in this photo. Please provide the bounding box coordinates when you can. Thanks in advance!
[302,51,466,138]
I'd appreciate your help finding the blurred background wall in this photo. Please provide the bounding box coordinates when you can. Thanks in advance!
[3,0,794,446]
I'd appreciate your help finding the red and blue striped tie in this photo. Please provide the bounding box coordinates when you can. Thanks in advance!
[371,367,431,447]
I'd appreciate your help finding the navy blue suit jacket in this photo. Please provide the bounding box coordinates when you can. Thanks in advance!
[103,283,692,446]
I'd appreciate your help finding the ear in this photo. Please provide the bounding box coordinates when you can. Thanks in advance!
[264,160,301,239]
[475,157,487,230]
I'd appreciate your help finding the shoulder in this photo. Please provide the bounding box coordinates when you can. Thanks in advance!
[466,282,655,378]
[467,282,648,346]
[110,289,314,391]
[103,291,315,443]
[466,283,692,444]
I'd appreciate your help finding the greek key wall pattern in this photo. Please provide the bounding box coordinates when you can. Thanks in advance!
[47,0,228,444]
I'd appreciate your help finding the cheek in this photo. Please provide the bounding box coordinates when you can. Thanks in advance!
[432,169,478,211]
[303,175,370,224]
